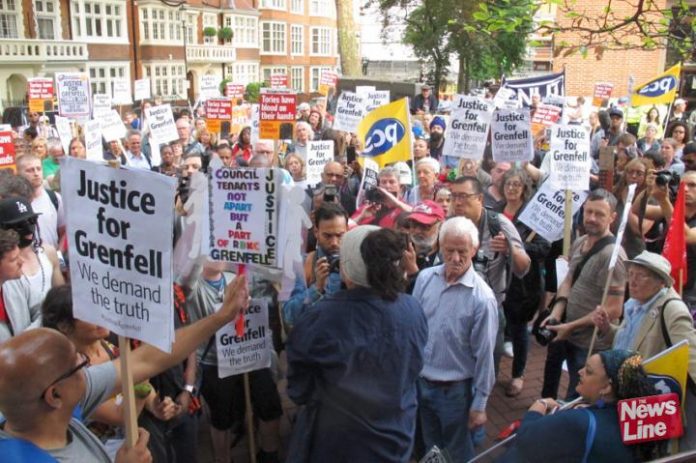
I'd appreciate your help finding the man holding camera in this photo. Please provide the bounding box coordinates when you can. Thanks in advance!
[283,203,348,327]
[351,166,413,229]
[540,189,627,400]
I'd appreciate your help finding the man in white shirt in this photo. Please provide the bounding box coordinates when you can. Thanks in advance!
[124,131,152,170]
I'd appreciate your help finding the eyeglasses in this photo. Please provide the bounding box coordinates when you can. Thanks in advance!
[450,192,480,201]
[625,169,646,178]
[505,182,524,189]
[40,353,90,400]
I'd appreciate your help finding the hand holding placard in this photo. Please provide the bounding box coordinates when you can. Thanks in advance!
[218,273,250,325]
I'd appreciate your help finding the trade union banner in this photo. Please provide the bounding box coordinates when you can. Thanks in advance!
[502,71,565,108]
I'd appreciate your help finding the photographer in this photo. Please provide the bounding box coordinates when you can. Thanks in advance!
[307,161,357,216]
[351,166,413,229]
[283,203,348,328]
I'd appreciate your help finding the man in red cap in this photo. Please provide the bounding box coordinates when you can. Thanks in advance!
[405,200,445,291]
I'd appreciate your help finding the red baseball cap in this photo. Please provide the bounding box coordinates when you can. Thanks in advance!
[407,200,445,225]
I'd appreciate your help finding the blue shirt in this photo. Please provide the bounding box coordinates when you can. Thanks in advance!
[614,288,667,350]
[413,264,498,411]
[286,287,428,463]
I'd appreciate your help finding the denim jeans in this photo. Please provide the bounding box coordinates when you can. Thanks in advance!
[564,342,588,401]
[493,306,506,378]
[417,378,476,462]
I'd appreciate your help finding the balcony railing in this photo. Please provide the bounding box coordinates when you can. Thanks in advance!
[0,39,89,62]
[186,44,236,63]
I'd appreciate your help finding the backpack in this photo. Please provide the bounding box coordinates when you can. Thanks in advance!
[44,188,59,212]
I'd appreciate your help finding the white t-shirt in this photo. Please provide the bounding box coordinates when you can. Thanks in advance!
[32,189,64,248]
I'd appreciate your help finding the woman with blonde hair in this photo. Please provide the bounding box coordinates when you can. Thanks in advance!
[31,136,48,159]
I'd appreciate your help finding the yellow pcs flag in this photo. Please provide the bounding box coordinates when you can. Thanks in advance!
[643,339,690,405]
[631,63,681,107]
[357,98,412,169]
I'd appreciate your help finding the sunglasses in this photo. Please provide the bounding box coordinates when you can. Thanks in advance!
[40,353,90,400]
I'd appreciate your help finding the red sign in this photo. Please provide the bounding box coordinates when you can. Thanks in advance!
[0,131,16,172]
[531,103,562,126]
[593,82,614,107]
[259,90,296,140]
[27,77,54,100]
[270,74,289,89]
[205,99,233,120]
[319,71,338,87]
[619,393,683,444]
[225,82,245,99]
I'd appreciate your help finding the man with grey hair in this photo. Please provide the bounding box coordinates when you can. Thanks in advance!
[42,138,64,181]
[124,130,151,170]
[413,216,498,461]
[350,166,413,228]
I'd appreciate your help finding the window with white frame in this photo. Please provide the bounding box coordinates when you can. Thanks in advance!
[88,63,129,96]
[290,67,303,93]
[0,0,21,38]
[35,0,60,40]
[261,21,285,54]
[202,12,216,44]
[311,27,332,56]
[227,62,259,85]
[290,0,302,13]
[260,0,285,10]
[71,0,126,41]
[224,15,257,47]
[138,6,191,44]
[290,25,303,55]
[143,63,186,99]
[309,0,334,17]
[262,66,286,84]
[310,66,331,92]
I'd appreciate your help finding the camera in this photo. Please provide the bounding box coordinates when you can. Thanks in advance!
[654,170,679,187]
[327,254,340,273]
[364,188,384,203]
[323,184,338,202]
[177,174,191,204]
[534,318,560,346]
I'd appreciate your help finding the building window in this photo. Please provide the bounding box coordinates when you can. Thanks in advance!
[225,15,257,47]
[262,66,286,84]
[203,12,216,45]
[139,6,190,44]
[35,0,60,40]
[261,21,285,54]
[227,62,259,85]
[0,0,20,38]
[309,0,334,17]
[143,63,185,99]
[311,27,332,56]
[310,66,331,92]
[291,67,303,93]
[71,0,126,41]
[290,25,303,55]
[260,0,285,10]
[290,0,302,13]
[88,63,129,96]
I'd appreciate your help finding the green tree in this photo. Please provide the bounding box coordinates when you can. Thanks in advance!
[336,0,362,76]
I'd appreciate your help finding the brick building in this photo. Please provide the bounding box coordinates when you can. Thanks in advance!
[0,0,339,110]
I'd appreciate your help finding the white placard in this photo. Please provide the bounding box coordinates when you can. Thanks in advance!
[84,120,103,161]
[145,104,178,144]
[54,116,73,155]
[216,297,272,378]
[208,167,282,268]
[200,75,222,100]
[608,184,636,269]
[442,95,493,160]
[549,124,591,191]
[493,87,518,109]
[306,140,334,186]
[250,104,260,144]
[555,257,569,289]
[92,94,111,118]
[332,92,366,133]
[61,158,176,352]
[491,108,533,162]
[134,79,151,101]
[356,86,376,96]
[518,180,588,242]
[364,90,390,112]
[56,72,91,118]
[111,78,132,105]
[100,110,127,142]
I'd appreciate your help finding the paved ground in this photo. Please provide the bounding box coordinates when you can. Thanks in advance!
[196,341,569,463]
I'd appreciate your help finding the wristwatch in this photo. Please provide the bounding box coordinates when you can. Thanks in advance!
[184,384,196,395]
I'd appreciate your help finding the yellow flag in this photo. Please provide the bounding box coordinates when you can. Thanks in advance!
[643,339,689,405]
[631,63,681,107]
[357,98,412,169]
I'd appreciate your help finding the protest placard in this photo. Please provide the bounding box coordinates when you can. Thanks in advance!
[54,116,73,154]
[200,75,222,100]
[84,120,103,162]
[0,130,16,172]
[356,86,376,96]
[332,92,366,133]
[270,74,289,89]
[592,82,614,107]
[530,102,562,138]
[112,79,132,105]
[355,158,380,207]
[28,77,54,113]
[215,297,272,378]
[93,94,112,118]
[364,90,390,112]
[548,124,591,191]
[518,181,588,242]
[61,158,176,352]
[231,104,251,137]
[56,72,91,118]
[209,167,281,267]
[100,110,127,142]
[205,99,233,134]
[145,104,178,144]
[134,79,151,101]
[259,90,296,140]
[250,104,260,144]
[442,95,493,160]
[306,140,334,186]
[319,71,338,96]
[491,108,533,162]
[226,82,245,99]
[619,393,683,444]
[493,87,517,109]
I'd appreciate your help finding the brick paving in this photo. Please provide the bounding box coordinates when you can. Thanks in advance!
[196,341,569,463]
